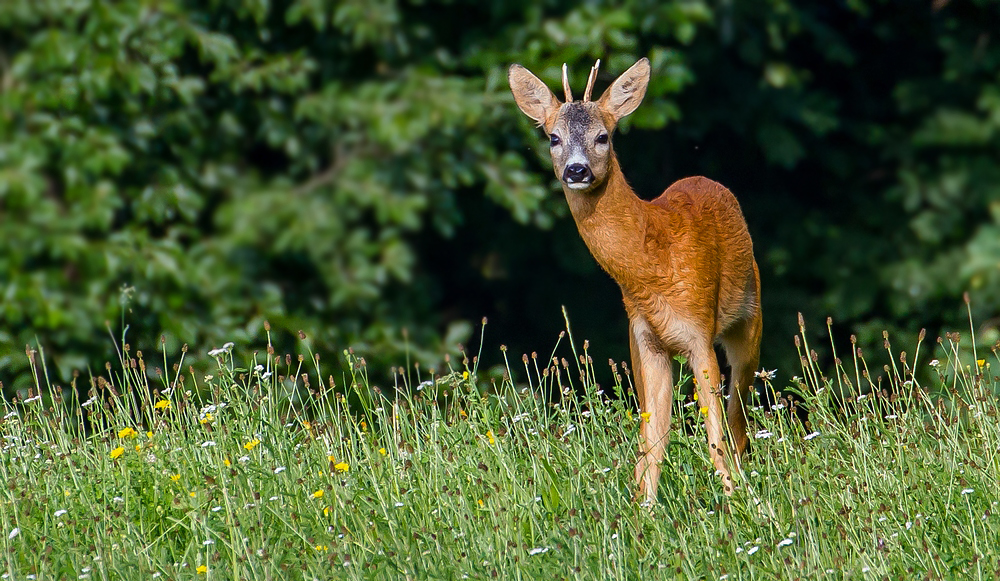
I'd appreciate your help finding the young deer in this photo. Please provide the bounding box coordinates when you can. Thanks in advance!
[509,58,762,500]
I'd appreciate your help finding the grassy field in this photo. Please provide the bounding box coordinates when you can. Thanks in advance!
[1,315,999,580]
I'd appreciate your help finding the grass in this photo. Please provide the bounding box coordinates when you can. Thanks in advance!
[1,314,999,580]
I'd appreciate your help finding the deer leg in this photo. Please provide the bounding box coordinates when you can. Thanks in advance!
[630,317,675,503]
[689,344,734,494]
[721,314,762,460]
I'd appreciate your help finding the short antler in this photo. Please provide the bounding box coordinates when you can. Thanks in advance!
[561,63,573,102]
[583,59,601,102]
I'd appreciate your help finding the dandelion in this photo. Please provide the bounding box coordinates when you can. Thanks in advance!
[117,427,137,439]
[196,565,207,574]
[700,406,709,416]
[223,458,230,467]
[244,439,260,451]
[189,492,196,498]
[154,400,171,410]
[335,462,349,473]
[378,448,387,456]
[146,431,153,439]
[110,447,125,460]
[639,412,651,423]
[313,490,325,499]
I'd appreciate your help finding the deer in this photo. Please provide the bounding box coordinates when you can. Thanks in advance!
[508,58,762,501]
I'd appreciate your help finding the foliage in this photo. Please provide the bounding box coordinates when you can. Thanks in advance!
[1,0,999,392]
[2,323,1000,579]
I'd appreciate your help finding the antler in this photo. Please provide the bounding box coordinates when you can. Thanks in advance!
[561,63,573,102]
[583,59,601,102]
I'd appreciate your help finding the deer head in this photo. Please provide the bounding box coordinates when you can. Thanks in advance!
[508,58,650,192]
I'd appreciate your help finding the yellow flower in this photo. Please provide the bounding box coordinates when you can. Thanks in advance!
[486,430,495,445]
[117,427,137,439]
[313,489,325,499]
[315,545,328,551]
[459,409,467,418]
[189,491,196,498]
[626,410,633,422]
[334,462,349,473]
[700,406,709,416]
[328,455,336,463]
[134,444,142,453]
[244,438,260,451]
[223,458,231,467]
[196,565,207,574]
[477,499,484,507]
[378,448,387,456]
[977,359,986,368]
[462,371,469,380]
[360,420,367,432]
[154,400,171,410]
[199,412,213,425]
[110,446,125,460]
[171,474,181,482]
[146,431,153,439]
[323,506,330,517]
[639,412,651,423]
[693,392,699,402]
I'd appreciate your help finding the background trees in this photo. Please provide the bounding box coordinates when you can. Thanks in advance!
[2,0,998,393]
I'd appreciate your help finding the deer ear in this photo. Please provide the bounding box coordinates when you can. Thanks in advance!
[509,64,561,126]
[597,58,650,122]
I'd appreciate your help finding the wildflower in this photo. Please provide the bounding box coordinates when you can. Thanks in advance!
[929,359,940,368]
[117,427,137,439]
[486,430,495,445]
[223,458,230,467]
[199,413,213,425]
[462,371,469,380]
[360,420,367,431]
[273,466,285,474]
[459,410,467,418]
[700,406,709,416]
[54,509,67,517]
[977,359,985,368]
[755,369,777,380]
[804,431,820,440]
[315,545,328,551]
[146,431,153,439]
[639,412,651,423]
[747,546,759,555]
[244,439,260,451]
[110,447,125,460]
[777,538,793,548]
[528,547,549,556]
[313,490,325,499]
[335,462,349,473]
[8,528,19,540]
[477,499,484,507]
[378,448,387,456]
[171,474,181,482]
[154,400,171,410]
[196,565,207,574]
[134,444,142,453]
[962,488,974,495]
[201,441,216,448]
[189,491,196,498]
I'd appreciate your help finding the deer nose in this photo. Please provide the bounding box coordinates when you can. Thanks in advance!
[563,163,592,184]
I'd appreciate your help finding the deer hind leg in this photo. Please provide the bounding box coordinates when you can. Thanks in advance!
[689,342,734,494]
[721,313,763,461]
[629,317,675,504]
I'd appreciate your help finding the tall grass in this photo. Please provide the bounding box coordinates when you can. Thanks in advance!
[1,313,998,580]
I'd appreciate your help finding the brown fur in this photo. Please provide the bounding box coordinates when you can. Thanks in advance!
[510,58,762,500]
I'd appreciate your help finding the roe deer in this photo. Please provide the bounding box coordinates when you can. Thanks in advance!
[509,58,762,500]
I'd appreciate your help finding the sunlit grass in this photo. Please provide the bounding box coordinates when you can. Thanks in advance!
[1,315,999,580]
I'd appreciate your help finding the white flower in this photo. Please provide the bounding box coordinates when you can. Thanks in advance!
[24,395,42,404]
[201,441,216,448]
[961,488,974,495]
[804,431,820,440]
[747,546,759,555]
[528,547,549,556]
[238,456,250,464]
[929,359,940,367]
[7,528,18,539]
[55,509,68,517]
[416,380,433,391]
[273,466,286,474]
[777,538,793,547]
[754,430,773,439]
[755,369,777,380]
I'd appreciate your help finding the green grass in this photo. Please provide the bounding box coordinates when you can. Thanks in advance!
[2,317,999,580]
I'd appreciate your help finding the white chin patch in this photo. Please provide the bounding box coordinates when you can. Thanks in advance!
[566,182,591,190]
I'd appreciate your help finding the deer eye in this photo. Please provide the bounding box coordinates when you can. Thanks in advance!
[595,133,609,145]
[549,134,561,147]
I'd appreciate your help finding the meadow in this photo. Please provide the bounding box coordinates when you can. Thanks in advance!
[1,311,998,580]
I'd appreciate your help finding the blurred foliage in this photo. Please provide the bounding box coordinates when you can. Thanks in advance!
[1,0,998,393]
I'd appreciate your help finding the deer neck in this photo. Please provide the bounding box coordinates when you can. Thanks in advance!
[562,156,648,281]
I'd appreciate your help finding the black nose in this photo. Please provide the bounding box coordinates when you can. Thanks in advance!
[563,164,592,183]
